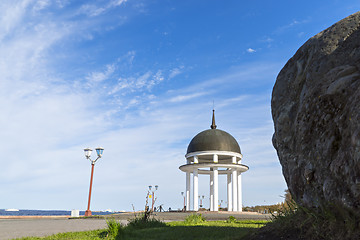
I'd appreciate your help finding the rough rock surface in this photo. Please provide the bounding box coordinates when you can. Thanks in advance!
[272,12,360,212]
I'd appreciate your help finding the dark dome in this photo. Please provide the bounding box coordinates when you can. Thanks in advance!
[186,129,241,154]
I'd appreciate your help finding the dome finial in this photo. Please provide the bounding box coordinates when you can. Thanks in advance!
[211,109,217,129]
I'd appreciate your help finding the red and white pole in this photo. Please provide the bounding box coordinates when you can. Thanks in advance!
[85,163,95,217]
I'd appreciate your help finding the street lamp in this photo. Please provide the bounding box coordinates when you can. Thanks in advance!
[84,147,104,217]
[148,185,158,212]
[200,195,204,208]
[219,200,223,209]
[181,192,185,211]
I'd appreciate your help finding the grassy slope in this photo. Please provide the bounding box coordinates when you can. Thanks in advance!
[245,202,360,240]
[16,229,108,240]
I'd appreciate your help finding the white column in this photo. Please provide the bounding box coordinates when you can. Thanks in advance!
[213,154,218,163]
[212,154,218,211]
[186,172,190,211]
[238,172,242,212]
[214,167,219,211]
[232,156,238,211]
[193,169,199,211]
[193,156,199,211]
[210,169,214,211]
[227,173,232,211]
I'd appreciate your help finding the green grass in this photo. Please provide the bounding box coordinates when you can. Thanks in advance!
[126,214,167,230]
[16,229,108,240]
[123,224,258,240]
[247,200,360,240]
[16,218,267,240]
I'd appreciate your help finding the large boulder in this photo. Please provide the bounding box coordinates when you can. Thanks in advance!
[272,12,360,212]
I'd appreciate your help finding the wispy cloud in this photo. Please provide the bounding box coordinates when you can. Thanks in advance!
[110,0,128,7]
[78,0,128,17]
[0,0,288,211]
[79,4,106,17]
[32,0,50,11]
[260,37,274,43]
[86,64,116,84]
[0,1,123,196]
[169,66,184,79]
[274,17,311,34]
[169,92,208,103]
[109,70,164,95]
[247,48,256,53]
[0,1,31,41]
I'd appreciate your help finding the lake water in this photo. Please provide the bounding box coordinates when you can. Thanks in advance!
[0,209,115,216]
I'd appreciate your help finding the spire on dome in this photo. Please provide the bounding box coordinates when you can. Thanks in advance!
[211,109,217,129]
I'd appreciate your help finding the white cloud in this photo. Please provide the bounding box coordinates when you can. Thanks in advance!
[0,1,32,41]
[148,70,164,89]
[79,4,106,17]
[33,0,50,11]
[0,1,287,211]
[261,37,274,43]
[110,0,128,7]
[86,64,116,84]
[124,50,136,65]
[169,66,184,79]
[136,71,152,88]
[169,92,208,103]
[109,70,165,95]
[0,2,116,208]
[274,17,311,34]
[247,48,256,53]
[215,95,249,108]
[55,0,69,8]
[78,0,128,17]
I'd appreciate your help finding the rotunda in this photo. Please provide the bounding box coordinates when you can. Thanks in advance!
[179,110,249,211]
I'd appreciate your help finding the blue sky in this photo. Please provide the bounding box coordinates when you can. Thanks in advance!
[1,0,359,211]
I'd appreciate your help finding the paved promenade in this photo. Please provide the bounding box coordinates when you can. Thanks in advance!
[0,211,270,240]
[0,218,112,240]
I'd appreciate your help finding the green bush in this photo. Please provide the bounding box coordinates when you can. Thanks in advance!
[184,213,206,224]
[226,215,237,223]
[127,213,167,229]
[106,218,124,239]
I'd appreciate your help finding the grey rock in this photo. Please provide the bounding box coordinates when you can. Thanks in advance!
[271,11,360,212]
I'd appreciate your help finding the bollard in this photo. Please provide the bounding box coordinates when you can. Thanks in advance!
[71,209,80,217]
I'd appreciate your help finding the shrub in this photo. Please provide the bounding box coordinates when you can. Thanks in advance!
[127,213,167,229]
[106,218,124,240]
[184,213,206,224]
[248,200,360,240]
[226,216,237,223]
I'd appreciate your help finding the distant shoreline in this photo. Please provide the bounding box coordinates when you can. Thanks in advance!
[0,209,115,217]
[0,215,71,219]
[0,211,271,221]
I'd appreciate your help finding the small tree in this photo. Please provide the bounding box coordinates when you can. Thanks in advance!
[129,188,158,225]
[143,190,154,221]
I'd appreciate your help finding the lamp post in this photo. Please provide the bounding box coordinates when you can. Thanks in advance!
[148,185,158,212]
[200,195,204,208]
[181,192,185,211]
[84,147,104,217]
